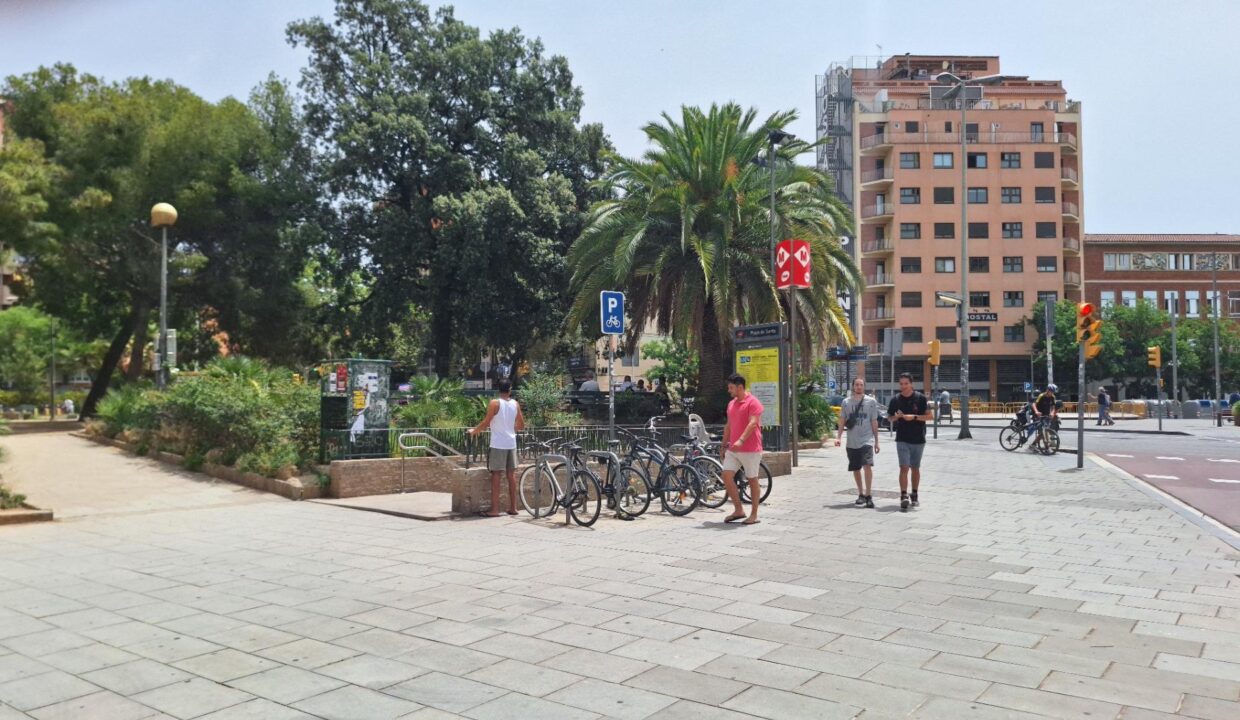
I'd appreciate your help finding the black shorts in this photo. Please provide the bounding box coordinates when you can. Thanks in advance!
[846,446,874,471]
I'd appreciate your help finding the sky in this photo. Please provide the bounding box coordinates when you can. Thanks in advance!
[2,0,1237,233]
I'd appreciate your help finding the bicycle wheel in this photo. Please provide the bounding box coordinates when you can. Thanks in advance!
[613,465,651,517]
[518,463,559,518]
[738,462,773,504]
[999,427,1022,451]
[1039,429,1060,456]
[660,465,701,517]
[568,469,603,527]
[690,457,728,509]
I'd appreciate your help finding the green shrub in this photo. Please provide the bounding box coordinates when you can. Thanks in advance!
[517,373,584,427]
[798,390,837,439]
[392,376,488,428]
[96,385,166,438]
[0,485,26,510]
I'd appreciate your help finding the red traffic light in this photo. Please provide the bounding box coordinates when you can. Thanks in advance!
[1078,302,1094,317]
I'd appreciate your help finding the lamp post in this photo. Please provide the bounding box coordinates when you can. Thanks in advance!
[766,129,795,453]
[1211,251,1223,426]
[150,203,178,390]
[934,72,1017,439]
[935,291,964,419]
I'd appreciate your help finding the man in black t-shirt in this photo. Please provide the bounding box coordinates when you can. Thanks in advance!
[888,373,932,511]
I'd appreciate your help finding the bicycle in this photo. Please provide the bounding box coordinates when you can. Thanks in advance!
[517,439,604,526]
[584,442,652,519]
[999,416,1059,455]
[618,428,701,516]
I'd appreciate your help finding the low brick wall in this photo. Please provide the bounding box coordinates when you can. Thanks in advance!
[0,506,54,525]
[764,451,791,477]
[327,457,520,516]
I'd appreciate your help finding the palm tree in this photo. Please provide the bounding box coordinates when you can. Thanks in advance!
[567,103,861,418]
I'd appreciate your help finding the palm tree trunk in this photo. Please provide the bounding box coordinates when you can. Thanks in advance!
[696,302,730,422]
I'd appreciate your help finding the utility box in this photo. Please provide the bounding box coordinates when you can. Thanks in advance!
[318,358,392,461]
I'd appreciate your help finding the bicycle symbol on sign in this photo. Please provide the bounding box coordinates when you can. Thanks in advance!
[605,315,622,329]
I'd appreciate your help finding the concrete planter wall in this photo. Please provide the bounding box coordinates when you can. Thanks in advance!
[0,505,54,525]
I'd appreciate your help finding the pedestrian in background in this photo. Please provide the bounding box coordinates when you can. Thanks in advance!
[1096,388,1114,426]
[889,373,932,511]
[835,377,880,508]
[938,388,952,424]
[467,380,525,517]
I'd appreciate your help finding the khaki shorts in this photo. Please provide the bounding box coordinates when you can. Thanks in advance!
[722,451,762,478]
[488,448,517,472]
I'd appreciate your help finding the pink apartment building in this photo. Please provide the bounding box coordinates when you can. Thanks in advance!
[817,55,1082,401]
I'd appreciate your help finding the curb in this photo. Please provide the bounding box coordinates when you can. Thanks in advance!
[1090,453,1240,552]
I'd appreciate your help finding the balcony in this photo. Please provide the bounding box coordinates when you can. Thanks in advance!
[1063,271,1082,287]
[859,132,892,154]
[1062,201,1080,221]
[1057,131,1078,152]
[861,238,894,256]
[1060,166,1079,187]
[862,307,896,323]
[1062,236,1081,255]
[860,167,894,187]
[865,273,895,289]
[859,204,894,222]
[851,131,1072,147]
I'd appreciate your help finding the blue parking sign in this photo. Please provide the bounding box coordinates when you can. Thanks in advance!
[600,291,625,335]
[1023,381,1033,393]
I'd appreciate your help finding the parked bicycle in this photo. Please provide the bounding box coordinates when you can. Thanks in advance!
[618,427,702,516]
[517,438,603,526]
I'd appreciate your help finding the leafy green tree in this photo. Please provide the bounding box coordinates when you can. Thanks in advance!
[640,338,699,397]
[0,306,94,405]
[287,0,611,377]
[567,103,860,418]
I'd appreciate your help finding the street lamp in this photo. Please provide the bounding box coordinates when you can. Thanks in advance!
[150,203,178,390]
[934,72,1018,439]
[764,128,797,455]
[1211,251,1223,426]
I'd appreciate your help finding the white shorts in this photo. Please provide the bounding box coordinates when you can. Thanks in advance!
[722,451,762,478]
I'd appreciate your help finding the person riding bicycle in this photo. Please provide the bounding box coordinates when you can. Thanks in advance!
[1027,385,1058,441]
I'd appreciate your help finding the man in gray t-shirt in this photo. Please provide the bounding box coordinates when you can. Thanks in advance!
[834,377,881,508]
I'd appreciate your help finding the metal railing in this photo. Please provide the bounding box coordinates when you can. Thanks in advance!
[860,133,890,149]
[858,98,1082,113]
[860,204,893,219]
[1062,236,1080,253]
[1057,132,1078,148]
[1063,271,1082,286]
[1062,201,1079,217]
[863,307,895,320]
[856,131,1068,147]
[1060,167,1079,182]
[865,273,895,286]
[862,239,894,254]
[861,167,894,183]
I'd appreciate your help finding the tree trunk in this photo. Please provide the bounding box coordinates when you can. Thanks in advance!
[431,289,453,379]
[696,301,730,422]
[80,304,142,419]
[125,300,151,382]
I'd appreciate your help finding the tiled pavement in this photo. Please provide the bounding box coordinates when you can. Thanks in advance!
[1,434,1238,718]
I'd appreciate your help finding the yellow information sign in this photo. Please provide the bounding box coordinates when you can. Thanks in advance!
[734,346,780,426]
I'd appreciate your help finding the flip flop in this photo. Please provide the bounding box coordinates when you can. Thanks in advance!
[506,510,518,516]
[743,519,761,525]
[724,514,746,523]
[480,511,502,518]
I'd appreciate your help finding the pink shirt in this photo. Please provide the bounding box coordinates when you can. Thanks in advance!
[726,393,765,453]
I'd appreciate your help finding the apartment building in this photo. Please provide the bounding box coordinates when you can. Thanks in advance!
[816,55,1082,401]
[1084,234,1240,319]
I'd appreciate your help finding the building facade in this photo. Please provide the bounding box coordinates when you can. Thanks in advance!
[1083,234,1240,319]
[817,55,1082,400]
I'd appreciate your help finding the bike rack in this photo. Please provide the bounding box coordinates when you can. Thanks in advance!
[396,432,464,493]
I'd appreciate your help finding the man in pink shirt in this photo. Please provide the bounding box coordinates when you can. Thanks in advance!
[720,373,765,525]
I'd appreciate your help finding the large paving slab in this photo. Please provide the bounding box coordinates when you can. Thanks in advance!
[0,431,1238,718]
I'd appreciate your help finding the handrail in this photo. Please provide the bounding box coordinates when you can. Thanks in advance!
[860,204,893,218]
[397,432,462,458]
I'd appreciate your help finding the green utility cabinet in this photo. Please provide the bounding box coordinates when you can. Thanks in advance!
[318,358,392,461]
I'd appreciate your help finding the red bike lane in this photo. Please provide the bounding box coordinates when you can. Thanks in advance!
[1098,450,1240,532]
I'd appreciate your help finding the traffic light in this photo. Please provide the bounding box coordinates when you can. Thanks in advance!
[1147,346,1162,368]
[1078,302,1103,360]
[928,339,942,366]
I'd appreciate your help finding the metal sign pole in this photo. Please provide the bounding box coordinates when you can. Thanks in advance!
[1045,301,1055,388]
[1156,364,1163,432]
[932,364,940,439]
[1077,342,1085,469]
[608,335,616,443]
[790,290,799,466]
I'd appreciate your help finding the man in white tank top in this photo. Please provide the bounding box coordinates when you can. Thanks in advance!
[468,380,525,516]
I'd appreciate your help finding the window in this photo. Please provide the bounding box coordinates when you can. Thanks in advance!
[1003,256,1024,273]
[1037,291,1059,304]
[1004,325,1026,342]
[967,152,988,169]
[874,226,886,241]
[967,187,988,204]
[1229,290,1240,317]
[1036,256,1057,272]
[1168,253,1194,270]
[901,291,923,308]
[1100,290,1116,308]
[1000,152,1021,168]
[900,223,921,239]
[969,291,991,307]
[1186,290,1200,316]
[1120,290,1137,308]
[1031,122,1045,142]
[934,187,954,204]
[1142,290,1158,306]
[936,326,958,342]
[970,326,992,343]
[900,257,922,273]
[900,187,921,204]
[1034,152,1055,169]
[900,152,920,169]
[935,257,956,273]
[1003,290,1024,307]
[1035,187,1056,203]
[965,123,979,143]
[933,152,954,169]
[968,222,989,239]
[969,256,990,273]
[1035,222,1057,238]
[904,120,919,133]
[944,121,953,133]
[1001,187,1022,204]
[935,291,956,307]
[1002,222,1023,239]
[934,223,955,239]
[1103,253,1132,271]
[902,327,924,342]
[1164,290,1179,314]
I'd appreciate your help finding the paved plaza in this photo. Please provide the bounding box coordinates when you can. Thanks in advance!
[1,432,1239,718]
